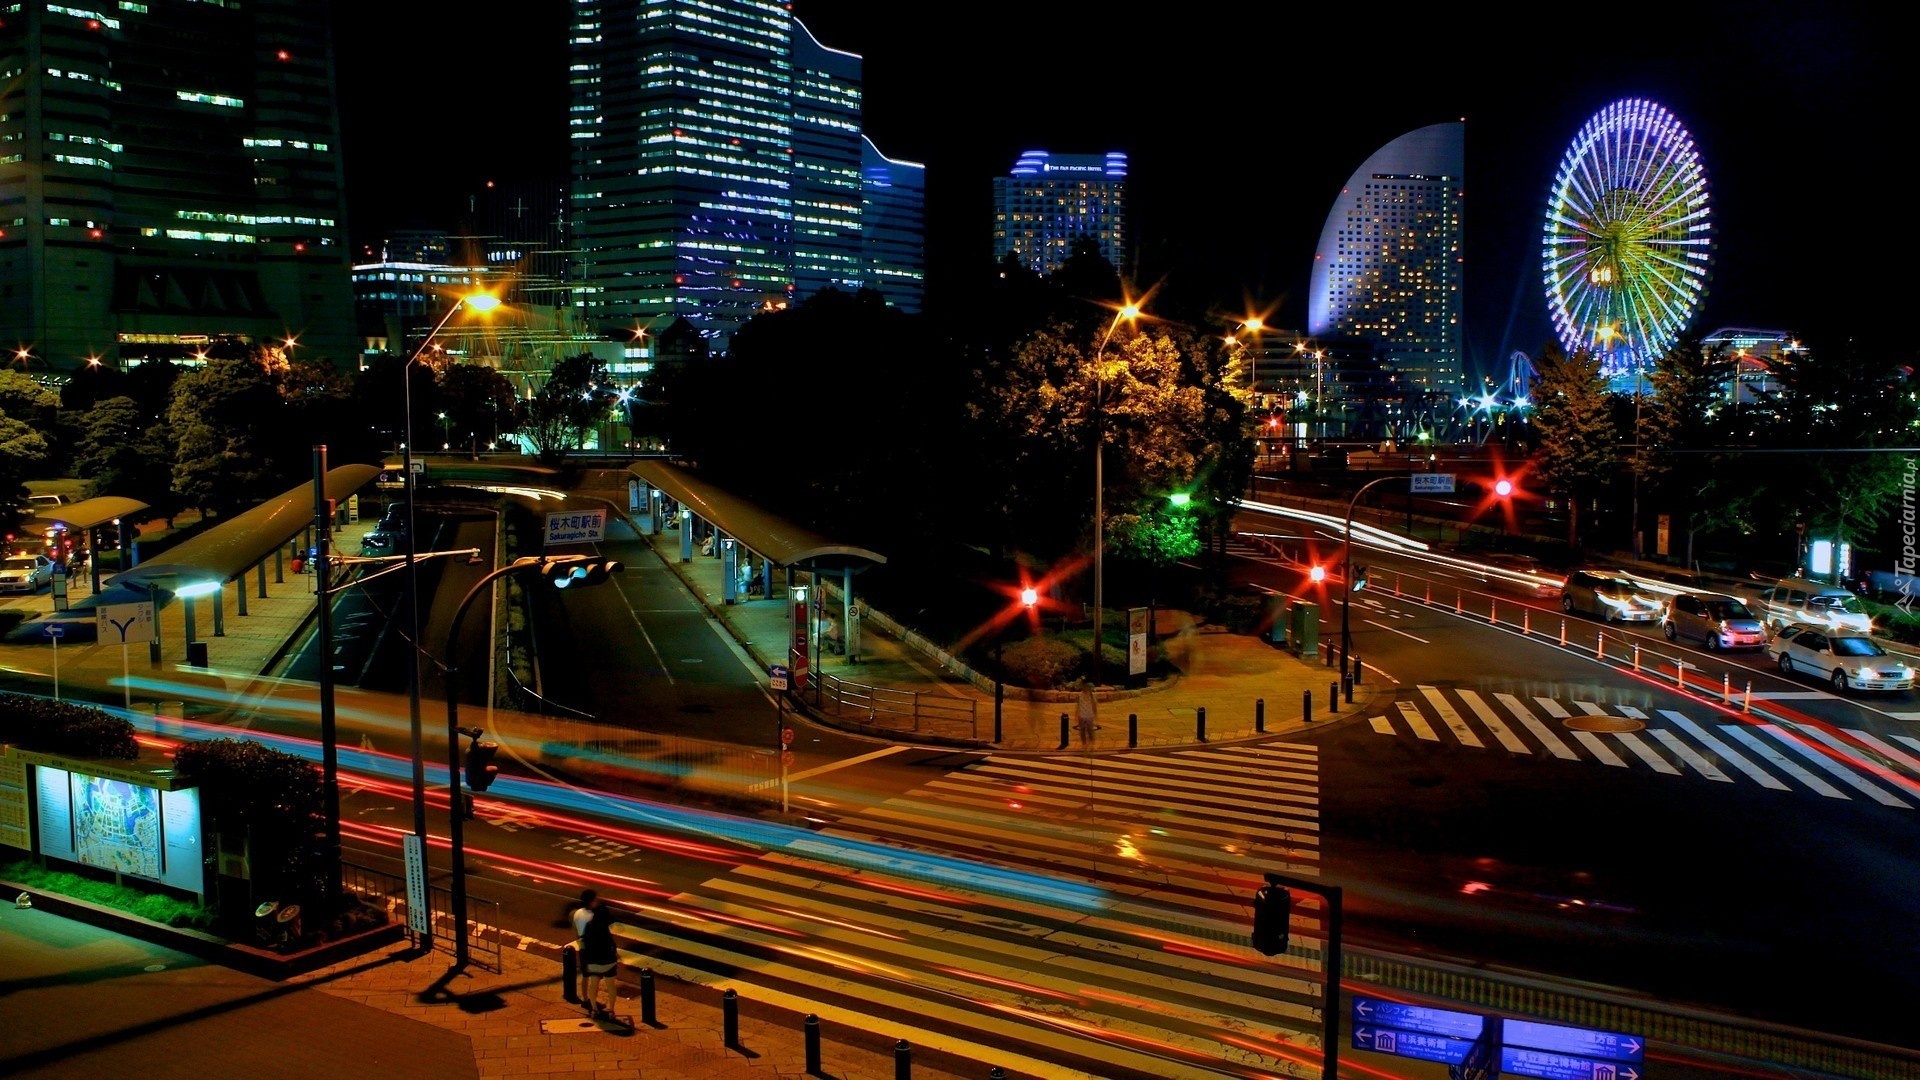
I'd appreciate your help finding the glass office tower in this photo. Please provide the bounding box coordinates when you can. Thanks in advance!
[568,3,922,347]
[0,1,355,371]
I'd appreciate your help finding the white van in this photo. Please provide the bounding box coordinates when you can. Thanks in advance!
[1755,577,1872,633]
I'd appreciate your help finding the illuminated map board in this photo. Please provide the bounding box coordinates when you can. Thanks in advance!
[31,764,202,897]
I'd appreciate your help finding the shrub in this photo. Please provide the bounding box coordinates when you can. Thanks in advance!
[999,636,1084,689]
[173,738,329,912]
[0,694,139,759]
[4,859,215,929]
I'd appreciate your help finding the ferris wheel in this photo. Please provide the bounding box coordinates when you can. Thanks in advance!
[1542,98,1711,381]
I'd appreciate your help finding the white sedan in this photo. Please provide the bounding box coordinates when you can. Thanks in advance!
[0,553,54,593]
[1768,622,1916,692]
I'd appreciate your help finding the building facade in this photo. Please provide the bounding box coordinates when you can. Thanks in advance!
[0,1,355,371]
[1307,121,1464,398]
[566,4,922,349]
[991,150,1127,277]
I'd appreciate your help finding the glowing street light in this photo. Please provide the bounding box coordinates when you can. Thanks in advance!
[1091,300,1142,688]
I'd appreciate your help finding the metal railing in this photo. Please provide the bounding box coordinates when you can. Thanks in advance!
[811,671,978,740]
[340,858,502,973]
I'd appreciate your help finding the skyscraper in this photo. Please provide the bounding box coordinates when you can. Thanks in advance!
[567,3,922,347]
[1307,122,1464,396]
[0,1,355,371]
[861,137,925,314]
[991,150,1128,277]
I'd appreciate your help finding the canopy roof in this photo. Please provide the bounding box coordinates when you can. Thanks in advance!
[111,466,381,591]
[627,460,884,571]
[33,495,150,532]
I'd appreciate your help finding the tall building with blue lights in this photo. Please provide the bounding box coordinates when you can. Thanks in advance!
[991,151,1128,276]
[567,2,922,347]
[1307,122,1464,396]
[0,1,355,371]
[862,138,925,314]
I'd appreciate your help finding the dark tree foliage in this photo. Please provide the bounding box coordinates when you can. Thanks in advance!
[168,354,287,517]
[173,738,330,910]
[436,362,520,458]
[520,353,615,465]
[351,354,438,454]
[1528,343,1617,547]
[0,693,139,759]
[72,396,179,525]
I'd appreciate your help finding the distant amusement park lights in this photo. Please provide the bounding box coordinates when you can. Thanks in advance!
[1542,98,1712,381]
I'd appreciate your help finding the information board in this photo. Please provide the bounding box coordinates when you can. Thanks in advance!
[1499,1046,1640,1080]
[1504,1019,1643,1063]
[1350,996,1485,1070]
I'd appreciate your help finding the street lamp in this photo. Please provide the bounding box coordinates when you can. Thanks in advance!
[401,289,499,891]
[1337,475,1415,693]
[1091,301,1142,688]
[443,554,621,966]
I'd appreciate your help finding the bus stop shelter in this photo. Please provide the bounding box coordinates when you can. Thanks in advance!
[31,495,149,593]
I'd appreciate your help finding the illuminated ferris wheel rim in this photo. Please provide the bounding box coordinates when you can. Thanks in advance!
[1541,98,1712,373]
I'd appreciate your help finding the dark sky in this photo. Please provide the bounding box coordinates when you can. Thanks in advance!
[334,1,1894,374]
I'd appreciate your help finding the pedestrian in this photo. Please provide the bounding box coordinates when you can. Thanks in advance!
[569,889,597,1003]
[578,892,620,1020]
[1076,687,1098,747]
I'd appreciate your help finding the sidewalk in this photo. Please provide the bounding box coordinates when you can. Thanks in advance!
[617,511,1390,752]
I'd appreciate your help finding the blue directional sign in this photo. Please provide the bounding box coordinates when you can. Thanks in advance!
[1410,472,1456,494]
[1500,1046,1641,1080]
[43,623,66,639]
[1505,1019,1644,1063]
[1352,1026,1476,1066]
[1352,997,1485,1040]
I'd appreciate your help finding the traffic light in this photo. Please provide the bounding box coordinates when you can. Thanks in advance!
[1308,565,1327,583]
[541,555,624,589]
[1352,565,1369,592]
[462,728,500,792]
[1250,880,1291,956]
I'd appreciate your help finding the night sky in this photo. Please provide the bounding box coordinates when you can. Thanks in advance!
[334,1,1894,374]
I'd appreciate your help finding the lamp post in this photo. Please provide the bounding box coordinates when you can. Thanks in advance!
[1338,475,1410,690]
[1091,302,1142,689]
[401,290,499,893]
[443,554,621,966]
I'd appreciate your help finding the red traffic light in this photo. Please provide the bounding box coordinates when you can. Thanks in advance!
[1494,478,1514,497]
[1020,587,1038,608]
[1309,565,1327,583]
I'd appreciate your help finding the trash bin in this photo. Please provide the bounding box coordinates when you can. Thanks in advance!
[1289,601,1319,657]
[186,640,209,668]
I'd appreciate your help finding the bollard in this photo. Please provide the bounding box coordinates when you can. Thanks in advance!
[562,944,579,1003]
[1456,589,1463,614]
[1197,706,1208,742]
[1677,663,1685,692]
[805,1014,822,1073]
[1632,643,1640,671]
[1345,674,1354,704]
[1256,698,1265,733]
[723,988,739,1048]
[1330,682,1339,712]
[640,968,657,1026]
[1128,713,1138,748]
[1394,573,1401,597]
[1744,681,1753,713]
[1058,713,1070,750]
[1523,609,1530,635]
[895,1039,912,1080]
[1425,581,1432,604]
[1723,672,1732,703]
[991,1069,1007,1080]
[1560,619,1567,646]
[1489,599,1497,625]
[1597,632,1605,661]
[1304,689,1313,724]
[1325,639,1334,667]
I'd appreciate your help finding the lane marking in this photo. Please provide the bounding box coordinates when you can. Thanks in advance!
[1773,723,1912,807]
[1454,688,1529,754]
[1494,693,1579,760]
[1570,731,1628,767]
[1725,726,1848,798]
[1533,697,1572,719]
[1648,729,1734,781]
[785,744,911,784]
[1395,700,1440,741]
[1418,685,1484,748]
[1658,711,1789,790]
[1369,716,1393,734]
[1364,619,1430,643]
[1609,731,1682,775]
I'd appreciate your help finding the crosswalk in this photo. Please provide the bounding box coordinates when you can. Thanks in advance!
[1371,685,1920,807]
[612,743,1329,1079]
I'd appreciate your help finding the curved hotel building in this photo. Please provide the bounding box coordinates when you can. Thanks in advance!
[1307,121,1465,398]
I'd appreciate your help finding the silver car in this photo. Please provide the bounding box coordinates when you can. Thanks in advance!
[0,553,54,593]
[1769,623,1915,692]
[1560,569,1662,622]
[1662,592,1767,651]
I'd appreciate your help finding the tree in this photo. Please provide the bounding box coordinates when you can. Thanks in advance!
[0,372,59,533]
[168,354,286,517]
[436,363,520,458]
[519,353,614,465]
[72,396,178,525]
[173,738,330,917]
[1528,344,1617,548]
[1639,339,1749,567]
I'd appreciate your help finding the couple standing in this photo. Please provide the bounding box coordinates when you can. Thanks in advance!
[571,889,620,1020]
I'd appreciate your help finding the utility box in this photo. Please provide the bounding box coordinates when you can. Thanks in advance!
[1265,594,1289,645]
[1290,601,1319,657]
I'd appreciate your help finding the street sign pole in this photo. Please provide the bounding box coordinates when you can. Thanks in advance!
[48,625,61,701]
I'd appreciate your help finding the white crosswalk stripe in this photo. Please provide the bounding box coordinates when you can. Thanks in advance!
[619,743,1330,1077]
[1367,686,1920,804]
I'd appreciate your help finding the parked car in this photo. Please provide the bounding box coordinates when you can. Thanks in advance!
[0,553,55,592]
[1754,577,1872,633]
[1662,592,1768,651]
[1768,622,1915,692]
[1560,569,1663,622]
